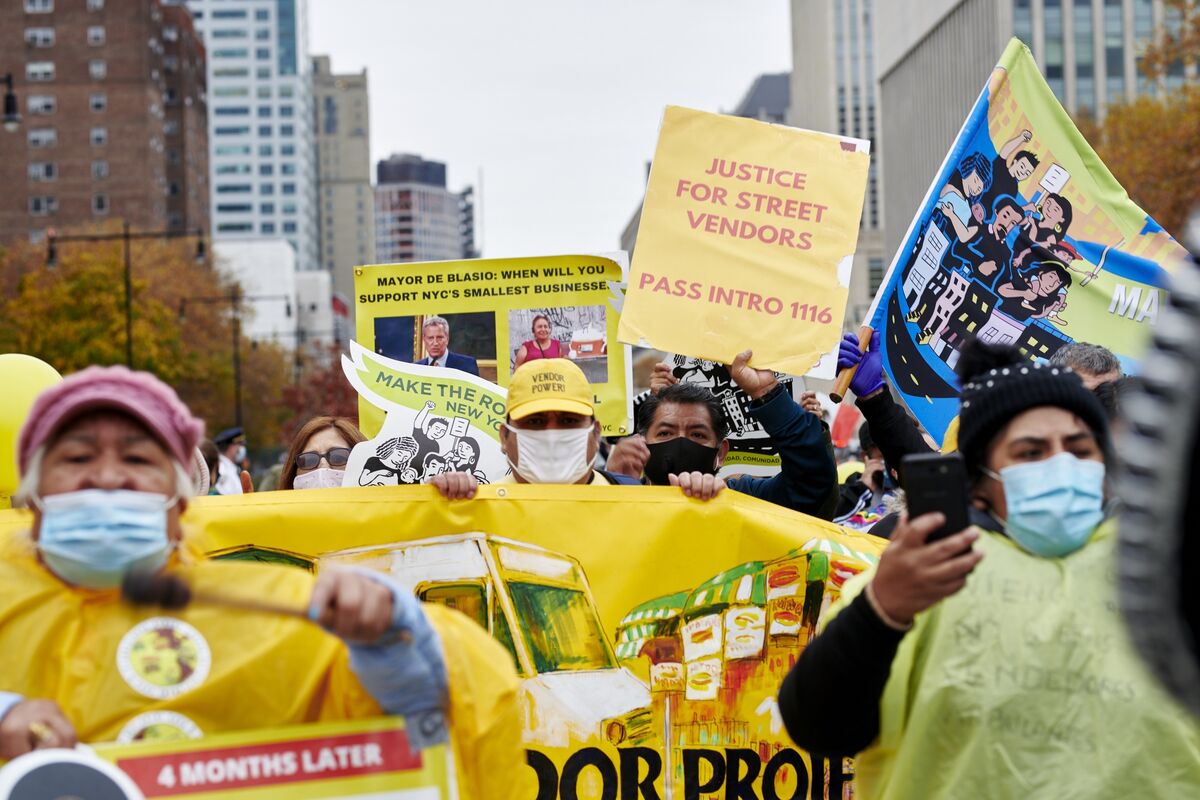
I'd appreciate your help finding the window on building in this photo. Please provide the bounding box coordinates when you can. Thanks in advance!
[92,194,108,215]
[260,202,275,214]
[29,196,58,215]
[216,144,252,156]
[281,183,296,195]
[90,92,106,111]
[215,125,251,136]
[255,29,270,40]
[214,67,249,78]
[258,124,272,136]
[90,127,107,146]
[282,221,297,233]
[166,149,180,164]
[217,184,252,194]
[91,160,108,179]
[213,8,247,18]
[259,144,273,156]
[163,120,179,135]
[1104,0,1125,103]
[279,105,294,118]
[27,128,56,148]
[279,86,294,98]
[216,203,253,213]
[261,222,276,234]
[215,106,250,116]
[256,48,271,60]
[213,49,249,59]
[86,0,104,10]
[281,163,296,175]
[281,202,296,215]
[217,223,253,233]
[255,8,270,20]
[260,184,275,195]
[257,106,272,118]
[24,0,53,13]
[256,86,272,98]
[89,60,107,80]
[215,164,251,175]
[256,67,271,79]
[280,144,295,156]
[163,55,179,72]
[24,28,55,47]
[27,162,56,181]
[279,124,294,136]
[213,86,249,97]
[27,95,56,115]
[87,26,105,46]
[259,164,274,176]
[212,29,247,39]
[26,62,55,82]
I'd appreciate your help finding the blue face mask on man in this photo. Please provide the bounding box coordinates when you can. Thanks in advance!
[985,452,1105,558]
[34,489,177,589]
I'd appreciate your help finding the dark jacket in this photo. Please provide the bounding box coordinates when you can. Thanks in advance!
[855,390,934,482]
[419,351,480,376]
[725,386,838,519]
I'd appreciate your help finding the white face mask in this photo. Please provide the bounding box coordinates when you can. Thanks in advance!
[292,468,346,490]
[504,424,593,484]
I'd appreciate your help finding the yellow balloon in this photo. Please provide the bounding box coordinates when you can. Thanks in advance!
[0,354,63,508]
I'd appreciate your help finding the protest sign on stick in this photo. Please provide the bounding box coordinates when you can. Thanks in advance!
[619,106,871,377]
[859,39,1187,443]
[355,254,631,437]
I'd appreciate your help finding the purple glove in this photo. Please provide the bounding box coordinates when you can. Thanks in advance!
[837,332,885,397]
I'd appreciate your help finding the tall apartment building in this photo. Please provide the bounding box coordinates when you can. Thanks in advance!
[185,0,318,271]
[789,0,885,324]
[875,0,1184,258]
[0,0,210,242]
[163,4,209,233]
[374,154,477,263]
[312,55,373,338]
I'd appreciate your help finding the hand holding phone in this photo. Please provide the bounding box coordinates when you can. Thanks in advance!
[901,453,971,542]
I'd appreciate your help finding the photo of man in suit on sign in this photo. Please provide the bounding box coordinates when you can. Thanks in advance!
[417,315,480,376]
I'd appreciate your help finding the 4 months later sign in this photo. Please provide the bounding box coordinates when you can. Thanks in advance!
[619,106,870,377]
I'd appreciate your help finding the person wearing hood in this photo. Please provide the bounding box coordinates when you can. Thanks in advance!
[0,367,531,797]
[778,338,1200,798]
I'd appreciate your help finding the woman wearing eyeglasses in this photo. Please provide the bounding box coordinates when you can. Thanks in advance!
[278,416,366,490]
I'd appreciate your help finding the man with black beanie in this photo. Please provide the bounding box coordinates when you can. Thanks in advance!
[778,337,1200,799]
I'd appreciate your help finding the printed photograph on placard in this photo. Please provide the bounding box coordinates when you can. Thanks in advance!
[508,305,608,384]
[373,311,498,382]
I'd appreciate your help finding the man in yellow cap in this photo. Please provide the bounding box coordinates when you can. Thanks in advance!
[431,360,638,499]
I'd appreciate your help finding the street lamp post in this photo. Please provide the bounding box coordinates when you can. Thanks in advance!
[46,225,206,368]
[2,73,20,133]
[180,289,293,429]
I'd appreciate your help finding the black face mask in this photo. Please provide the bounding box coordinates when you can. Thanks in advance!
[643,437,721,485]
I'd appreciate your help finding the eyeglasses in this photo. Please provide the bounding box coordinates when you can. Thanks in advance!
[295,447,351,470]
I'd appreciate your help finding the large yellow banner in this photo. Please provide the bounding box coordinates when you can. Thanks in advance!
[619,106,871,377]
[354,254,632,437]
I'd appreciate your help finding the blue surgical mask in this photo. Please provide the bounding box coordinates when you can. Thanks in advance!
[34,489,177,589]
[986,452,1105,558]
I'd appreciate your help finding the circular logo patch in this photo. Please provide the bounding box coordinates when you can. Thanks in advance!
[117,711,203,744]
[117,617,211,700]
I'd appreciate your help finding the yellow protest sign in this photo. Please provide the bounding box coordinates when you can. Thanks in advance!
[174,485,882,798]
[354,254,632,437]
[619,106,871,377]
[93,717,455,799]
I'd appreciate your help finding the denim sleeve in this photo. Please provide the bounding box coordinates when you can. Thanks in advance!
[0,692,23,723]
[319,570,450,750]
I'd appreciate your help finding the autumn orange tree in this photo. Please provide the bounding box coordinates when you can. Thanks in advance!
[0,225,294,449]
[1078,0,1199,239]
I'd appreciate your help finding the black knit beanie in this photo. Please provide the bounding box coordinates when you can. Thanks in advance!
[956,338,1109,478]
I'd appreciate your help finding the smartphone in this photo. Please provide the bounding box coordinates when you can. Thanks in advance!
[901,453,971,543]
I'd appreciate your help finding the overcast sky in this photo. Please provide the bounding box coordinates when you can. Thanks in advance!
[309,0,792,259]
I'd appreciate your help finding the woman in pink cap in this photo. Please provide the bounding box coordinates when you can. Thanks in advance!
[0,366,530,797]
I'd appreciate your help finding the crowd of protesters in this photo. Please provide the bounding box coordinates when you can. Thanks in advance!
[1,321,1197,797]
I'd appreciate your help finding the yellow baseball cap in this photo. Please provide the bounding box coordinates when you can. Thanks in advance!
[507,359,594,421]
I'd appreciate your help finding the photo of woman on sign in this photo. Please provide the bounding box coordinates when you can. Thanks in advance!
[514,314,564,368]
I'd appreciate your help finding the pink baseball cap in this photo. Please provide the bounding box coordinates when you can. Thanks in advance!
[17,365,205,475]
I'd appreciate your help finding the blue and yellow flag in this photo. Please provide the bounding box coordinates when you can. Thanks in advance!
[867,38,1186,443]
